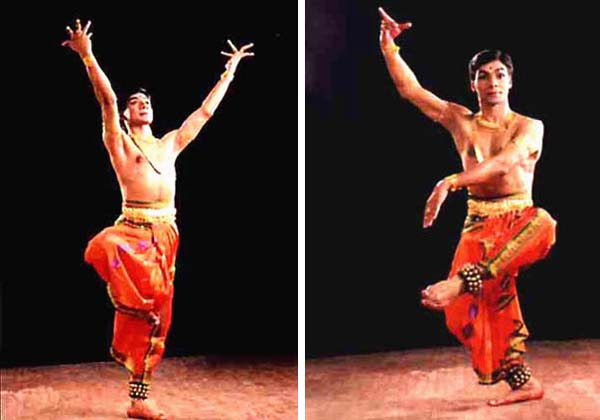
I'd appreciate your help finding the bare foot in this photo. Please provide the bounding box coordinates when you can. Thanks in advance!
[127,399,167,420]
[488,376,544,406]
[420,276,463,311]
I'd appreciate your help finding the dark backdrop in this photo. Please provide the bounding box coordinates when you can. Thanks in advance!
[2,3,297,367]
[307,1,599,357]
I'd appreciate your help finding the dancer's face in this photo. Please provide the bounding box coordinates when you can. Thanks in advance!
[125,93,154,125]
[471,60,512,105]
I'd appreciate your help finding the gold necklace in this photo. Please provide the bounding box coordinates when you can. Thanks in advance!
[475,111,514,130]
[132,133,158,144]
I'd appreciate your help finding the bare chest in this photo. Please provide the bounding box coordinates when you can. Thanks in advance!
[128,142,175,177]
[460,123,517,163]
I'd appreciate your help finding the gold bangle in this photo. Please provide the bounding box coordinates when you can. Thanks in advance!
[220,70,234,81]
[385,44,400,55]
[444,174,461,192]
[81,55,94,67]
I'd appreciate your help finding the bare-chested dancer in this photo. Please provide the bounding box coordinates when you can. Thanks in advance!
[378,7,556,407]
[63,18,253,419]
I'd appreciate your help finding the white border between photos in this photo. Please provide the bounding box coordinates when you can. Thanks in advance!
[298,0,306,419]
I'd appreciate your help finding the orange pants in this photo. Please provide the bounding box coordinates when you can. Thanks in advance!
[84,218,179,383]
[444,202,556,384]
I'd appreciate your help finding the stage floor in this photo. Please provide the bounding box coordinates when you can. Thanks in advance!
[306,339,600,420]
[1,355,297,419]
[3,340,599,419]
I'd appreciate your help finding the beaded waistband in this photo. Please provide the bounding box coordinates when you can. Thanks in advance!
[467,193,533,217]
[120,204,177,225]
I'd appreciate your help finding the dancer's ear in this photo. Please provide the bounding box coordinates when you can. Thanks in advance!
[120,109,131,134]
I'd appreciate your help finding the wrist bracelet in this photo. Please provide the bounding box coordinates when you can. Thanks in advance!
[81,55,94,67]
[384,44,400,55]
[220,70,234,81]
[444,173,461,192]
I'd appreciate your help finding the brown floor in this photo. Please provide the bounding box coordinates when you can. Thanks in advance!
[306,339,600,420]
[1,355,297,420]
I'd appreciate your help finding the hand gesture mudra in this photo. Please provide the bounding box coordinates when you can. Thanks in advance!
[61,18,93,56]
[423,180,450,228]
[221,40,255,75]
[378,7,412,49]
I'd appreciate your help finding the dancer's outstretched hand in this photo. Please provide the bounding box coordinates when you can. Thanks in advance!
[62,18,93,57]
[220,40,255,75]
[378,7,412,50]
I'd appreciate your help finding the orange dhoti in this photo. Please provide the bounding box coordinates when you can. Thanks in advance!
[444,194,556,385]
[84,203,179,385]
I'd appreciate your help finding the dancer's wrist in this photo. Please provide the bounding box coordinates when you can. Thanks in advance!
[381,43,400,56]
[80,54,94,67]
[443,173,462,192]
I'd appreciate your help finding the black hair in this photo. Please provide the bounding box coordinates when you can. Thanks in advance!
[468,50,513,81]
[119,87,152,133]
[122,87,152,111]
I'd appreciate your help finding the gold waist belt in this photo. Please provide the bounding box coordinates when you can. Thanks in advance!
[121,205,177,224]
[467,193,533,217]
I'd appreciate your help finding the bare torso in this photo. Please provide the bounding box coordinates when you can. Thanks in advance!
[107,132,178,206]
[447,110,540,198]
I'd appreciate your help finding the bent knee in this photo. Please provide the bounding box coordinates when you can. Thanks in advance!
[84,230,126,263]
[534,208,557,248]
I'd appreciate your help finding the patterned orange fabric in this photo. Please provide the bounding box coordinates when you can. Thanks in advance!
[444,203,556,384]
[84,217,179,383]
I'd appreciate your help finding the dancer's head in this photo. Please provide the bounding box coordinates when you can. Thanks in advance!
[468,50,513,105]
[121,87,153,129]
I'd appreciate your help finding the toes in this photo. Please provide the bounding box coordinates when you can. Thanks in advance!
[488,397,512,406]
[421,299,444,311]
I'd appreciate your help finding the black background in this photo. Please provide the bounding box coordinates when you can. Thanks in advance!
[307,1,599,357]
[2,2,297,367]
